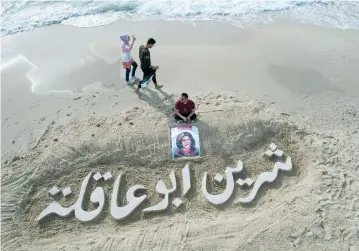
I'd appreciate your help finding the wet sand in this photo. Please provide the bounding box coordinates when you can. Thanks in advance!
[1,20,359,251]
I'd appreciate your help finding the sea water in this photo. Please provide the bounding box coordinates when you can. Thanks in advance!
[1,0,359,36]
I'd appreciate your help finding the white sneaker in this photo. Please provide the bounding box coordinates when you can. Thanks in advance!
[127,78,136,85]
[131,76,139,81]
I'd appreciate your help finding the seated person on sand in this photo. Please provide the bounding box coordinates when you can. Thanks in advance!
[174,93,197,123]
[174,132,200,157]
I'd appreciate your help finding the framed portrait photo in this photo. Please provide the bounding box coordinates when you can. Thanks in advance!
[171,124,201,159]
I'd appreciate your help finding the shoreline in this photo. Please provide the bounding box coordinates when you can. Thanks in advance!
[1,19,359,251]
[2,19,358,158]
[2,4,359,38]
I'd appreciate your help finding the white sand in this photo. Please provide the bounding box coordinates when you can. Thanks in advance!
[1,20,359,251]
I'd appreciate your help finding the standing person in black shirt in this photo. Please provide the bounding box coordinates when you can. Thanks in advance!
[135,38,163,93]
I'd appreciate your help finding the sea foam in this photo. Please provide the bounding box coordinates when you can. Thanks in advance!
[1,0,358,36]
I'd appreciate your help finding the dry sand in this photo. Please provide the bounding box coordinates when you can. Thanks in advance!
[1,20,359,251]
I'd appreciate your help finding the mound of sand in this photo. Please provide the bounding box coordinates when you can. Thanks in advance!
[1,94,358,251]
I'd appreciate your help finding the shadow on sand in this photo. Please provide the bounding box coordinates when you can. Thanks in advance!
[129,83,182,126]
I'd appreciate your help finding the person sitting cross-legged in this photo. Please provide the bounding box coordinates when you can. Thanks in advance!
[174,93,197,123]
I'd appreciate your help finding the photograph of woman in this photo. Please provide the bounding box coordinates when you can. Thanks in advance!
[173,131,200,158]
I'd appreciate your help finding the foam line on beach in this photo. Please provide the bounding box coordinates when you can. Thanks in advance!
[1,54,34,71]
[1,1,359,36]
[1,55,75,95]
[0,54,38,92]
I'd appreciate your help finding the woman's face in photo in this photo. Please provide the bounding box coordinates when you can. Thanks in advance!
[181,136,191,149]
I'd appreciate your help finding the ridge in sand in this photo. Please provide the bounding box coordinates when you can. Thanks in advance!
[2,94,358,251]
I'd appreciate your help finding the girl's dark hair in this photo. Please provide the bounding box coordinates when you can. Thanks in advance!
[147,38,156,45]
[176,132,196,149]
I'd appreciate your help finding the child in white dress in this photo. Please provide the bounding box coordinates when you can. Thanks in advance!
[120,34,138,84]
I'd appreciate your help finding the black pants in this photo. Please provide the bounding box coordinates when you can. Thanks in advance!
[175,113,197,121]
[138,67,157,88]
[125,61,138,81]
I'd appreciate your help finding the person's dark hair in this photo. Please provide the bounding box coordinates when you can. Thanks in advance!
[176,132,196,149]
[181,93,188,99]
[147,38,156,45]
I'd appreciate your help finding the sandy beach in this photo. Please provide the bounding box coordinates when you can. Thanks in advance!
[1,20,359,251]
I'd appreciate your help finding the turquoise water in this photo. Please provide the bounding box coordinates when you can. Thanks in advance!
[1,1,359,36]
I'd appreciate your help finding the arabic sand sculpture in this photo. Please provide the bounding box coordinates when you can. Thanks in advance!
[142,170,177,213]
[37,143,292,223]
[234,143,292,204]
[236,178,254,187]
[235,156,292,204]
[48,186,61,197]
[181,163,191,196]
[110,173,147,220]
[201,143,292,206]
[201,160,244,206]
[38,164,193,222]
[38,171,106,223]
[3,91,357,251]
